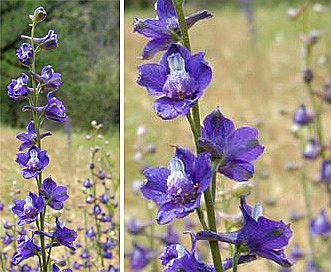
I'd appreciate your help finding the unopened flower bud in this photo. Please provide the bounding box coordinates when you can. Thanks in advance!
[303,68,313,83]
[91,120,98,127]
[231,182,253,198]
[29,7,47,23]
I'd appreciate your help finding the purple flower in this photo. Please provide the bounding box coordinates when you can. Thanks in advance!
[293,104,314,126]
[22,30,58,51]
[7,73,32,100]
[52,264,72,272]
[16,121,52,151]
[85,227,96,239]
[36,218,77,251]
[12,192,45,226]
[127,217,149,235]
[15,145,49,179]
[303,138,322,160]
[3,232,15,245]
[310,210,331,238]
[40,177,69,210]
[11,235,41,265]
[141,147,212,224]
[93,204,102,215]
[16,43,34,66]
[83,178,93,188]
[129,243,154,271]
[197,197,293,267]
[80,248,91,260]
[44,93,68,122]
[289,244,305,262]
[199,108,264,181]
[137,44,212,120]
[320,160,331,184]
[30,65,62,91]
[0,200,4,211]
[160,236,215,272]
[133,0,212,60]
[161,225,180,245]
[23,93,68,123]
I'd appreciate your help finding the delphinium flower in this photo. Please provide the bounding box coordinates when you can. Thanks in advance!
[129,243,154,271]
[15,145,50,179]
[133,0,212,60]
[319,160,331,184]
[30,65,62,92]
[40,177,69,210]
[7,73,32,100]
[293,104,315,126]
[16,43,34,66]
[197,197,293,267]
[141,146,212,224]
[11,234,41,265]
[199,108,264,181]
[137,44,212,120]
[12,192,45,226]
[16,121,52,151]
[303,138,322,160]
[22,29,58,51]
[310,210,331,238]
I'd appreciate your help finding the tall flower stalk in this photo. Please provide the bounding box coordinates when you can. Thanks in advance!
[7,7,76,271]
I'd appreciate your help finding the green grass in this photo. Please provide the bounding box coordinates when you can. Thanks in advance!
[125,4,330,271]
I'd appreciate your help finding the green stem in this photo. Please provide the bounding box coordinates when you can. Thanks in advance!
[173,1,223,270]
[232,245,240,272]
[196,207,208,230]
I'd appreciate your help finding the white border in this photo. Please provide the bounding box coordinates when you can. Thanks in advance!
[119,0,124,271]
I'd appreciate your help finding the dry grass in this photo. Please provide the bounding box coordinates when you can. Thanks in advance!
[125,4,330,271]
[0,124,119,268]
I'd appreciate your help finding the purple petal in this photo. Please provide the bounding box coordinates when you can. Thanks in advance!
[157,202,181,225]
[137,63,168,95]
[186,10,213,28]
[141,167,169,204]
[156,0,176,21]
[154,97,192,120]
[226,127,264,162]
[142,38,173,60]
[187,52,212,91]
[15,153,29,167]
[219,161,254,181]
[133,18,170,39]
[193,152,212,193]
[22,169,39,179]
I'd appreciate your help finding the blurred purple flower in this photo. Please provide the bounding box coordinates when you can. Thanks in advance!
[306,259,324,272]
[93,204,102,215]
[141,147,212,224]
[133,0,212,59]
[16,121,52,151]
[98,194,110,204]
[303,138,321,160]
[197,197,293,267]
[86,194,95,204]
[22,30,58,51]
[199,108,264,181]
[85,227,96,239]
[40,177,69,210]
[129,243,154,271]
[16,43,34,66]
[52,264,73,272]
[161,225,180,245]
[137,44,212,120]
[310,210,331,238]
[83,178,93,188]
[0,200,4,211]
[12,192,45,226]
[15,145,49,179]
[3,232,15,245]
[289,244,305,262]
[293,104,314,126]
[7,73,32,100]
[127,217,149,235]
[30,65,62,91]
[80,248,91,260]
[320,160,331,184]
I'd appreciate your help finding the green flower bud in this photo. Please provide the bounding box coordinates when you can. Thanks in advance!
[29,7,47,23]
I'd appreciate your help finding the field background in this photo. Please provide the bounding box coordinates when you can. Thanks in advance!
[0,125,120,268]
[125,2,330,271]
